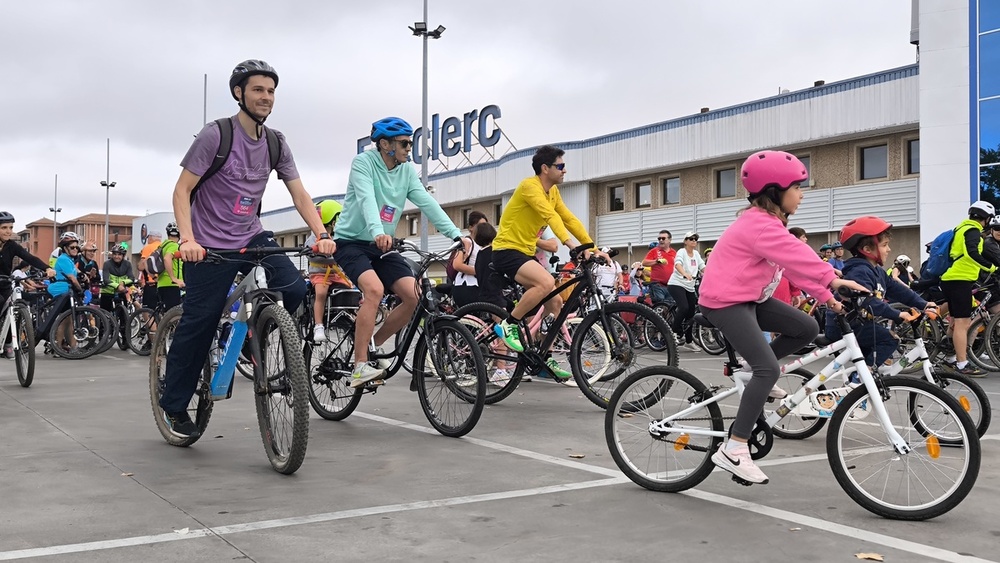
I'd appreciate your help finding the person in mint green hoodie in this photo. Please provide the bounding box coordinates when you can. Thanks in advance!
[335,116,462,388]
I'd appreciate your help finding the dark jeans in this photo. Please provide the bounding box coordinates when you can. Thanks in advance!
[666,285,697,343]
[648,282,675,306]
[701,298,818,440]
[159,231,307,415]
[825,319,898,367]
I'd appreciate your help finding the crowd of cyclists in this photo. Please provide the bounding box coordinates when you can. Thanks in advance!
[0,59,993,507]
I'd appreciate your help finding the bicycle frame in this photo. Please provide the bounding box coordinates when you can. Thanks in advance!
[0,278,25,353]
[648,315,911,454]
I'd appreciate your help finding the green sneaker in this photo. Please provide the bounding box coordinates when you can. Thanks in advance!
[493,320,524,352]
[545,357,572,380]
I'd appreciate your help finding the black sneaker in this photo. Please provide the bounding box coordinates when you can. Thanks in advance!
[956,363,987,378]
[165,410,201,438]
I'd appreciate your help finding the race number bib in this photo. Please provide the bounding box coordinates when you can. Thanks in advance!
[380,205,396,223]
[233,196,256,216]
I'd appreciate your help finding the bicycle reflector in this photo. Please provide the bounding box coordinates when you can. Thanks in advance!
[926,435,941,459]
[958,395,972,412]
[674,434,690,451]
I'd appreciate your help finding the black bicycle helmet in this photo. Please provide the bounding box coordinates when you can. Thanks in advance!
[229,59,279,101]
[0,211,14,225]
[165,222,180,237]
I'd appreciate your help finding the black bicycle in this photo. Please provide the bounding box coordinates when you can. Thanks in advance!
[303,238,487,437]
[0,275,39,386]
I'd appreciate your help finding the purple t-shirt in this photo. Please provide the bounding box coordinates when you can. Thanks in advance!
[180,116,299,249]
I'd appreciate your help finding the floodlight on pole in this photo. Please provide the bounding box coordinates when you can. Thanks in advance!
[411,0,445,251]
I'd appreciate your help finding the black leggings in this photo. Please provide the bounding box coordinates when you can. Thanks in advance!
[701,298,819,440]
[666,285,697,343]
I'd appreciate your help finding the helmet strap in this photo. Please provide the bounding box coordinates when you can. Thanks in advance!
[236,84,267,138]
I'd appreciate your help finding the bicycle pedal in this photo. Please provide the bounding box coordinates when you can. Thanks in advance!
[365,379,385,388]
[731,475,755,487]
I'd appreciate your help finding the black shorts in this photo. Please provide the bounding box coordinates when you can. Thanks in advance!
[940,280,975,319]
[491,249,536,282]
[334,240,415,291]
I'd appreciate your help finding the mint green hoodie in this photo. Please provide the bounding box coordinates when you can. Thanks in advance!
[335,149,461,242]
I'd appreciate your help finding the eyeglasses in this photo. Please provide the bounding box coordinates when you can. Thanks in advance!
[396,139,413,149]
[550,163,566,171]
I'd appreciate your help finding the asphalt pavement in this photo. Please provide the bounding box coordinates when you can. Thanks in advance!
[1,346,998,563]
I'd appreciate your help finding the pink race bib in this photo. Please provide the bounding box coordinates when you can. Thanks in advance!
[380,205,396,223]
[233,196,256,216]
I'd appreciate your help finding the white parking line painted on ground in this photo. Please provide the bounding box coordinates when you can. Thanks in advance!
[0,478,626,561]
[684,489,997,563]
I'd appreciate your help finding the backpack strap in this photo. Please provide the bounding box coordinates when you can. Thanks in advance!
[259,126,281,217]
[190,118,234,205]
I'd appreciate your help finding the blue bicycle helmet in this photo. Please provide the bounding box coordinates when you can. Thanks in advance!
[371,117,414,142]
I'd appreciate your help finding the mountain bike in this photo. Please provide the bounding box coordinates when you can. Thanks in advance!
[303,239,486,437]
[606,289,980,520]
[0,275,38,387]
[455,244,675,408]
[149,246,311,474]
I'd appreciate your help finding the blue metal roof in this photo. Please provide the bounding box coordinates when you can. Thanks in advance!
[430,64,920,182]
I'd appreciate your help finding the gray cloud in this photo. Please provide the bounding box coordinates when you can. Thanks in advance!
[2,0,916,234]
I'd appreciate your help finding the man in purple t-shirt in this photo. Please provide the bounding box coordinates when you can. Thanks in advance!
[157,60,335,439]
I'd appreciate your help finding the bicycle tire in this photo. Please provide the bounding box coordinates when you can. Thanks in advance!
[412,318,486,437]
[116,305,131,351]
[253,305,310,474]
[305,318,362,420]
[128,307,157,356]
[641,304,671,352]
[14,303,35,387]
[453,302,523,405]
[966,317,998,373]
[826,378,980,520]
[606,365,724,492]
[148,306,213,447]
[93,307,118,354]
[769,368,827,440]
[694,323,726,356]
[925,371,991,438]
[571,301,677,409]
[48,307,109,359]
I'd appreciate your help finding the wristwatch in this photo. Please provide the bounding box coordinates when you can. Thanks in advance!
[318,232,331,240]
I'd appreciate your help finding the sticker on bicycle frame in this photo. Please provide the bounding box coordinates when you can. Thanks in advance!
[380,205,396,223]
[233,196,256,216]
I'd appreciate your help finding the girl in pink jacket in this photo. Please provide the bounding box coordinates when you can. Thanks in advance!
[699,150,866,486]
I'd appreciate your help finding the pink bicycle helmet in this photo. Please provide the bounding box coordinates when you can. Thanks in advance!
[740,150,808,197]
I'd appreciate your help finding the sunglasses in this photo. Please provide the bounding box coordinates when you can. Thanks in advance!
[396,139,413,149]
[67,246,80,250]
[657,237,668,241]
[550,163,566,171]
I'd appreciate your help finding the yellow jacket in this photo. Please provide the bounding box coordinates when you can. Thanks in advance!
[493,176,592,256]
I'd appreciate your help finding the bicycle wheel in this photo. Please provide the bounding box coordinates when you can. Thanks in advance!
[571,302,677,409]
[148,306,213,447]
[305,317,362,420]
[93,307,118,354]
[14,303,35,387]
[694,323,726,356]
[453,302,522,405]
[926,371,991,438]
[412,318,486,437]
[770,368,827,440]
[606,366,724,492]
[128,307,157,356]
[643,304,671,352]
[48,307,109,359]
[966,317,998,372]
[252,305,310,474]
[826,378,980,520]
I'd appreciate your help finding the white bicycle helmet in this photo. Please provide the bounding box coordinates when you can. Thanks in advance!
[969,200,995,220]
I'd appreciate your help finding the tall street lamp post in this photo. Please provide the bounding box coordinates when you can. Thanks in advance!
[100,138,116,261]
[409,2,445,251]
[49,173,61,251]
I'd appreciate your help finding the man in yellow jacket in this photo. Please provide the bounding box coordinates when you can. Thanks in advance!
[941,200,996,377]
[491,145,607,380]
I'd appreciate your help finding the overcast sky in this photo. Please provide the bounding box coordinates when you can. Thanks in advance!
[2,0,917,232]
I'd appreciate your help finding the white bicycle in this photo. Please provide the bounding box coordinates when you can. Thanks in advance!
[605,289,981,520]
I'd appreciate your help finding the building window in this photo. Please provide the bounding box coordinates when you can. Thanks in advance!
[860,144,888,180]
[461,208,472,228]
[797,155,811,185]
[609,185,624,212]
[408,215,419,236]
[715,168,736,199]
[906,139,920,175]
[494,203,502,224]
[634,182,651,208]
[662,177,680,204]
